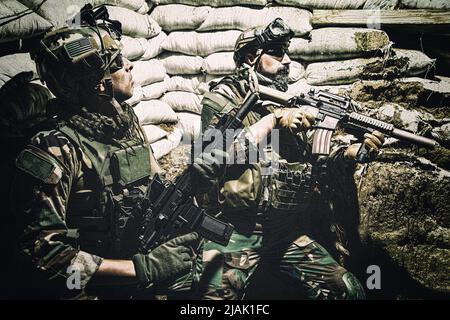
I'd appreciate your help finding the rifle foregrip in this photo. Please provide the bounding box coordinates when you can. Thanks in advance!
[348,112,394,133]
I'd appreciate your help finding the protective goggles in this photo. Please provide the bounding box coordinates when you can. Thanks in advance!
[234,18,293,64]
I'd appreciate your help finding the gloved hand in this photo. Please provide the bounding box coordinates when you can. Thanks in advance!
[132,232,199,287]
[190,148,229,195]
[273,108,315,133]
[344,131,385,163]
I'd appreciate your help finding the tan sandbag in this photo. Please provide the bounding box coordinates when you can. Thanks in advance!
[305,57,381,85]
[151,129,182,160]
[288,61,306,83]
[106,6,161,38]
[394,49,435,77]
[104,0,148,11]
[18,0,91,28]
[399,0,450,9]
[150,4,211,31]
[161,91,203,114]
[203,52,235,75]
[152,0,268,7]
[127,79,169,105]
[363,0,399,9]
[125,85,143,106]
[132,59,166,87]
[0,0,52,41]
[272,0,367,9]
[158,53,205,75]
[141,124,168,144]
[121,36,148,60]
[197,6,312,36]
[287,78,352,96]
[289,28,391,62]
[140,79,169,100]
[176,112,202,143]
[161,30,241,56]
[305,54,427,86]
[164,76,209,94]
[0,53,37,88]
[141,32,167,60]
[133,100,178,125]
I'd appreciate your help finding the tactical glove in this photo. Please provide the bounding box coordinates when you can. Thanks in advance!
[132,232,198,287]
[190,149,229,195]
[344,131,385,163]
[273,108,315,133]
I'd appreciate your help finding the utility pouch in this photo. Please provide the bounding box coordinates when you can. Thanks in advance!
[111,144,151,187]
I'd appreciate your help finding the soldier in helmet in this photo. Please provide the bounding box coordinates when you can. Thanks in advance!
[8,10,198,299]
[194,18,385,300]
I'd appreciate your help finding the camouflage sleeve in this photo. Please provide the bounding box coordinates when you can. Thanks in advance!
[11,130,103,291]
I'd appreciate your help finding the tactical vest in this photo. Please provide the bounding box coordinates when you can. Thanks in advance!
[202,77,315,216]
[59,125,153,259]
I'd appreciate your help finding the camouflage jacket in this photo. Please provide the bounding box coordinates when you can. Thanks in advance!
[200,70,357,242]
[10,101,155,297]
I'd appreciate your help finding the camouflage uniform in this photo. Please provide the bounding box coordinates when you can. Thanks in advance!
[195,69,365,300]
[10,102,159,299]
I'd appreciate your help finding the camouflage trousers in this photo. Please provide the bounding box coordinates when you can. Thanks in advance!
[189,231,365,300]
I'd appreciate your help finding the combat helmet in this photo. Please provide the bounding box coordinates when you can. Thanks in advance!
[33,5,124,104]
[233,18,294,66]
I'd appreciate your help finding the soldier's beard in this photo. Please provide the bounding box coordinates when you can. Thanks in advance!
[256,65,290,92]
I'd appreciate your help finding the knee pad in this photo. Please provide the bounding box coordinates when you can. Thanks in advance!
[331,267,366,300]
[341,271,366,300]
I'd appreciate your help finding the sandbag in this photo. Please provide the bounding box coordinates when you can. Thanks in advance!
[127,79,169,105]
[150,4,210,31]
[288,61,306,83]
[125,85,143,106]
[161,30,241,56]
[203,52,235,75]
[140,80,169,100]
[176,112,202,143]
[132,59,166,87]
[141,31,167,60]
[106,6,161,38]
[272,0,367,9]
[164,76,209,94]
[104,0,148,11]
[394,49,435,77]
[152,0,268,7]
[161,91,203,114]
[197,6,312,36]
[142,124,168,144]
[151,129,182,160]
[121,36,148,60]
[305,54,425,85]
[0,1,52,41]
[399,0,450,9]
[305,57,381,85]
[287,78,352,96]
[133,100,178,125]
[0,53,37,88]
[158,53,204,75]
[289,28,391,62]
[18,0,92,28]
[363,0,399,9]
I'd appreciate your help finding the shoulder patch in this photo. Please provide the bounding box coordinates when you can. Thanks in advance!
[16,149,63,184]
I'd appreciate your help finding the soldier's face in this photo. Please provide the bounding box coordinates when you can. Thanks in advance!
[111,57,134,103]
[257,51,291,79]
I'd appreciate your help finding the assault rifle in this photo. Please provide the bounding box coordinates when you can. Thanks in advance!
[138,92,260,253]
[257,85,437,160]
